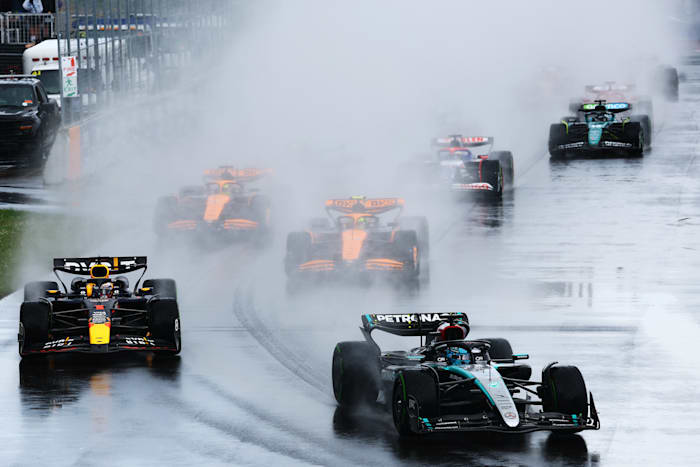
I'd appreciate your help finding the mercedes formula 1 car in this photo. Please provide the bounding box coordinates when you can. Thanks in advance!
[154,167,271,242]
[285,196,429,287]
[18,256,181,357]
[430,136,514,198]
[332,313,600,435]
[549,100,645,159]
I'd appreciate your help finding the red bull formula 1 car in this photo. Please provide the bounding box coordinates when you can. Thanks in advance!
[285,196,429,288]
[430,136,514,198]
[332,313,600,435]
[154,167,271,241]
[18,256,181,357]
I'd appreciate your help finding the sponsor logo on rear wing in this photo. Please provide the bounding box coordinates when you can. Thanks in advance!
[433,136,494,148]
[580,102,630,112]
[362,312,469,336]
[53,256,147,274]
[585,83,635,93]
[325,197,405,214]
[203,167,272,183]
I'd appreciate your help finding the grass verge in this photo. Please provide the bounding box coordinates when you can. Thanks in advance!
[0,210,28,298]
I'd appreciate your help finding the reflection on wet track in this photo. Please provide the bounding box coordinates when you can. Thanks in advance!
[2,75,700,467]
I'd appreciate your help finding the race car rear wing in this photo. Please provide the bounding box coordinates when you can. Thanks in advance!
[203,167,272,183]
[52,256,148,295]
[585,82,635,93]
[580,101,630,113]
[433,136,494,148]
[361,312,469,337]
[53,256,147,275]
[325,197,404,215]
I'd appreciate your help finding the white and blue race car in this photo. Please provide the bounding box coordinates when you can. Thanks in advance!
[429,136,514,198]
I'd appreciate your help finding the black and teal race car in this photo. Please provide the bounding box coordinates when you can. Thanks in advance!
[548,100,645,159]
[332,312,600,435]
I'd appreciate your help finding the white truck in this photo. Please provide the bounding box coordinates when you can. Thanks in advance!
[22,38,118,106]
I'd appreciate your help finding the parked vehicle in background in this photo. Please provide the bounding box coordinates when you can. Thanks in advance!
[23,38,116,107]
[0,74,60,168]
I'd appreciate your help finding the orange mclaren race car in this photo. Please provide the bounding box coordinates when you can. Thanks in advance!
[154,167,271,242]
[18,256,181,357]
[284,196,429,288]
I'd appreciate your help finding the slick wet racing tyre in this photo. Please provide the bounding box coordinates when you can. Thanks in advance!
[399,216,430,259]
[631,114,652,148]
[149,298,181,355]
[332,341,379,407]
[491,151,514,188]
[548,123,568,159]
[23,281,59,302]
[393,230,420,277]
[482,337,513,361]
[143,278,177,300]
[392,370,439,436]
[540,364,588,419]
[19,301,50,356]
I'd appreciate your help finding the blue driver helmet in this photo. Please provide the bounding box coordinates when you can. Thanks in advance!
[445,347,470,365]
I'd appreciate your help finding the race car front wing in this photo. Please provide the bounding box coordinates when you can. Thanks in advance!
[20,335,178,355]
[410,393,600,434]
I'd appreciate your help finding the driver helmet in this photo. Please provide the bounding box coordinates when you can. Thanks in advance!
[444,346,470,366]
[456,148,473,160]
[99,282,114,298]
[436,321,469,341]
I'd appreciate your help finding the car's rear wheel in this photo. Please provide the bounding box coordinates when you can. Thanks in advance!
[540,363,588,419]
[393,230,420,278]
[332,341,379,407]
[479,160,503,198]
[398,216,430,259]
[491,151,514,188]
[631,114,652,149]
[143,278,177,300]
[622,122,644,157]
[392,370,439,436]
[657,66,679,102]
[482,337,513,361]
[23,281,59,302]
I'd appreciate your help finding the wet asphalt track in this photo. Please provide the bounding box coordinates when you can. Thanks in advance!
[2,76,700,466]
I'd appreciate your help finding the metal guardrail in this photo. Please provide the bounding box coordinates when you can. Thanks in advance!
[0,13,55,44]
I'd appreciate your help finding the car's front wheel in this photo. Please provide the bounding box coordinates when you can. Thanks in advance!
[392,370,439,436]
